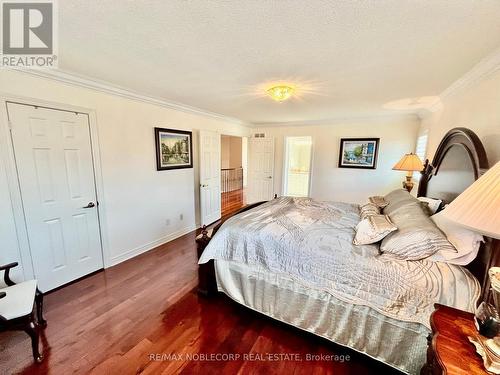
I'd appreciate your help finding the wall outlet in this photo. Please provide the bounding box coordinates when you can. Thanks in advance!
[165,219,171,226]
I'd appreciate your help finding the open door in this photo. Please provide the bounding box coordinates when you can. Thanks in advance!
[248,137,275,203]
[199,130,221,226]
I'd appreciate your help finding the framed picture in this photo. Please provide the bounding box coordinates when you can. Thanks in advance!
[338,138,380,169]
[154,127,193,170]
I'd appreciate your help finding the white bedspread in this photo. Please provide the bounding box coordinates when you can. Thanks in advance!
[199,197,480,328]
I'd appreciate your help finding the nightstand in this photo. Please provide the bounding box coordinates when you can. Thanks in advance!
[422,303,489,375]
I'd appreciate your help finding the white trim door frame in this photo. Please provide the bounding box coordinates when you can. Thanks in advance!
[282,136,314,197]
[0,94,110,283]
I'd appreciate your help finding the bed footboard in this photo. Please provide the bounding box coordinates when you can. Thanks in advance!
[195,201,268,296]
[196,227,217,296]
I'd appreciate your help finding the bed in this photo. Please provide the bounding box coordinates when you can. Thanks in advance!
[196,127,497,374]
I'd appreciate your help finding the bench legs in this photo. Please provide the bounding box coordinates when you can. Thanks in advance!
[24,320,43,363]
[35,289,47,327]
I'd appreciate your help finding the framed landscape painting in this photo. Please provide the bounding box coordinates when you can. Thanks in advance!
[155,127,193,170]
[338,138,380,169]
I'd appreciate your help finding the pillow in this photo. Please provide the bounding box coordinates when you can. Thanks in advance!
[368,196,388,208]
[359,203,380,220]
[427,210,484,265]
[382,189,420,216]
[419,201,434,216]
[354,215,397,245]
[380,199,456,260]
[417,197,443,215]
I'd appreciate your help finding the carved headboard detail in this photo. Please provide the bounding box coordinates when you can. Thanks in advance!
[417,127,497,303]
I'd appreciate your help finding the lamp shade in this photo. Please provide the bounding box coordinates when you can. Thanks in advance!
[442,161,500,238]
[392,153,424,172]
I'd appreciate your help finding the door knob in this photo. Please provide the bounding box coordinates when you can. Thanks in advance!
[266,176,272,179]
[201,184,208,188]
[83,202,95,209]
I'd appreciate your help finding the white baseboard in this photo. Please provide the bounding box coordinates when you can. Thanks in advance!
[106,224,197,267]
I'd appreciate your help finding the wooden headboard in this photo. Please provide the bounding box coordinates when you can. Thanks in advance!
[417,127,498,303]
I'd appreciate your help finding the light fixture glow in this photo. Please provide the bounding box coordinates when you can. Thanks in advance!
[266,85,295,102]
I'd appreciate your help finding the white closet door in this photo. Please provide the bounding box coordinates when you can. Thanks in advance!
[8,103,103,291]
[199,130,221,226]
[248,138,275,203]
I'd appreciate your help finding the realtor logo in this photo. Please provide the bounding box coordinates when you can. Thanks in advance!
[1,0,58,67]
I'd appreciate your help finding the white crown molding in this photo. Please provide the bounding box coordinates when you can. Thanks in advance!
[441,46,500,100]
[251,112,419,128]
[422,46,500,116]
[9,68,248,126]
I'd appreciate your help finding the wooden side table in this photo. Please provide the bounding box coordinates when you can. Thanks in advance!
[422,303,490,375]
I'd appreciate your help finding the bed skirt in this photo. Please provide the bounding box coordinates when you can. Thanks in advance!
[214,259,430,375]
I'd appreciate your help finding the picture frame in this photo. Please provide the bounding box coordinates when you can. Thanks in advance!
[338,138,380,169]
[154,127,193,170]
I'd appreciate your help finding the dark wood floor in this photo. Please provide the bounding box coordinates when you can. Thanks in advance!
[0,229,401,375]
[221,188,246,217]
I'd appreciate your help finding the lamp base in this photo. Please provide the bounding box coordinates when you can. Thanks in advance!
[403,175,414,193]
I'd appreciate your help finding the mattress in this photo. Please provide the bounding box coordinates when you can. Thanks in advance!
[201,197,480,328]
[214,259,430,375]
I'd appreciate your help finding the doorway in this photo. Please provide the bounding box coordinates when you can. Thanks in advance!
[220,135,247,216]
[283,136,313,197]
[6,102,104,292]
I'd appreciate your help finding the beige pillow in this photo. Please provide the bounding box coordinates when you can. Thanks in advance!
[380,200,455,260]
[382,189,420,216]
[359,203,380,220]
[354,215,397,245]
[368,195,388,208]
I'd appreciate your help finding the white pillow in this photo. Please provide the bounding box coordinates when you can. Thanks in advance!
[428,210,484,265]
[417,197,442,214]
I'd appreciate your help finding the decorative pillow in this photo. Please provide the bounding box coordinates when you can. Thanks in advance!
[359,203,380,220]
[417,197,443,215]
[427,210,484,265]
[380,200,455,260]
[354,215,397,245]
[382,189,420,216]
[368,196,388,208]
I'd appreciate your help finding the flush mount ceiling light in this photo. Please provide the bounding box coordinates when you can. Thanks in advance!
[266,85,295,102]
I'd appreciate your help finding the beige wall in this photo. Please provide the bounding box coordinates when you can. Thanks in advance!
[221,135,242,169]
[254,115,421,204]
[420,69,500,164]
[230,136,243,168]
[221,136,231,169]
[0,70,251,281]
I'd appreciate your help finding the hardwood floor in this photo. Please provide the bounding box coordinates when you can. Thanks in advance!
[0,230,401,375]
[221,188,246,217]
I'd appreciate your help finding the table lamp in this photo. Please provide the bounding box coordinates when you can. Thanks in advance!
[442,161,499,239]
[442,161,500,359]
[392,153,424,193]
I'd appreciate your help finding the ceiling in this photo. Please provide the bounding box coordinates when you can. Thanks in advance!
[58,1,500,125]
